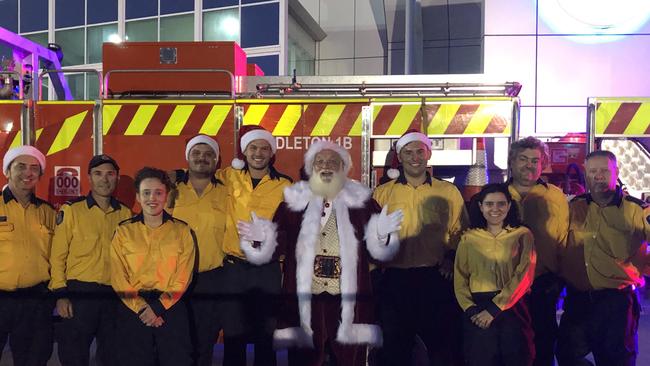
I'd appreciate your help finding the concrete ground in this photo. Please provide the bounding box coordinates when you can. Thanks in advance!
[2,291,650,365]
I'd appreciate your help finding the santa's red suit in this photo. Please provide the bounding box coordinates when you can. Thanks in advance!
[241,179,400,365]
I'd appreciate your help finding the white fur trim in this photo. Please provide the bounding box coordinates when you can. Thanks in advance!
[3,146,45,176]
[336,323,383,347]
[241,129,276,153]
[395,132,431,153]
[185,135,219,160]
[386,168,400,179]
[283,180,370,213]
[239,218,278,265]
[231,158,245,170]
[273,327,314,349]
[364,213,400,262]
[303,140,351,177]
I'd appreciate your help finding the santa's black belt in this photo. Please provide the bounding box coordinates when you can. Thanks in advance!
[314,255,341,278]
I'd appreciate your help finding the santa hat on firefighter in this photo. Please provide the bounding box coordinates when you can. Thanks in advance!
[303,140,352,177]
[231,125,277,169]
[386,129,432,179]
[185,134,220,160]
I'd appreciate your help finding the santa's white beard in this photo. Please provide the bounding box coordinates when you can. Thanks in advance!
[309,170,346,200]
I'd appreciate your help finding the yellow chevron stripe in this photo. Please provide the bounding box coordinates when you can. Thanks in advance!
[385,104,420,136]
[161,105,195,136]
[348,111,363,137]
[199,105,231,135]
[623,102,650,135]
[102,105,122,135]
[243,105,269,125]
[125,105,157,135]
[595,101,620,135]
[311,105,345,136]
[464,104,495,134]
[273,105,302,136]
[427,104,461,135]
[47,111,87,155]
[9,128,44,148]
[35,128,43,141]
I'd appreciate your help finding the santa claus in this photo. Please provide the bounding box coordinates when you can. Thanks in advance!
[237,140,403,366]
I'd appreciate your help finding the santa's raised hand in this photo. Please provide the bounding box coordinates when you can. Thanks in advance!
[377,206,403,240]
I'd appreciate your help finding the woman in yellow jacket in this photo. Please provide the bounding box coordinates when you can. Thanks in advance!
[454,183,537,366]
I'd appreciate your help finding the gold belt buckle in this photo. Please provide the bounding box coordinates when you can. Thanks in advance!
[314,255,341,278]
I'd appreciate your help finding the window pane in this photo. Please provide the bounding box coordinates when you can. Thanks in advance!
[248,55,279,76]
[160,0,193,15]
[204,0,238,10]
[126,19,158,42]
[241,3,279,47]
[160,15,194,41]
[65,73,85,100]
[88,0,118,24]
[56,0,85,28]
[0,0,18,33]
[55,28,85,66]
[21,0,47,33]
[23,32,49,47]
[126,0,157,20]
[203,8,239,42]
[87,23,118,64]
[87,73,100,100]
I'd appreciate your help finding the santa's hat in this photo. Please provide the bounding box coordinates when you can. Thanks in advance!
[304,140,352,177]
[3,145,46,176]
[386,129,431,179]
[231,125,276,169]
[185,134,219,160]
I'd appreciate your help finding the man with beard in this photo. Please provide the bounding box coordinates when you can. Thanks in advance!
[507,137,569,366]
[238,140,403,366]
[0,146,57,366]
[217,125,293,366]
[167,135,228,366]
[49,154,131,366]
[372,130,468,366]
[557,150,649,366]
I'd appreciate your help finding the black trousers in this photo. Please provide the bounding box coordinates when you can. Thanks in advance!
[115,300,193,366]
[220,255,281,366]
[463,292,534,366]
[56,281,118,366]
[556,286,640,366]
[287,293,365,366]
[529,272,564,366]
[187,267,226,366]
[374,266,463,366]
[0,282,53,366]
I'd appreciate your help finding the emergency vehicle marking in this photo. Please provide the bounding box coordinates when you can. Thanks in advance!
[48,111,88,155]
[311,104,346,136]
[595,100,650,135]
[243,104,270,126]
[272,105,301,136]
[199,105,232,135]
[161,105,195,136]
[102,105,122,135]
[125,105,157,135]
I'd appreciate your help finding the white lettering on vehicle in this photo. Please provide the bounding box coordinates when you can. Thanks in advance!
[275,136,353,150]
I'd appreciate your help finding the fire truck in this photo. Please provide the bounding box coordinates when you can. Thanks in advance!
[0,36,648,209]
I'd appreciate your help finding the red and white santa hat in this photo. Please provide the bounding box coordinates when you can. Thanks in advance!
[303,140,352,177]
[3,145,46,177]
[231,125,277,169]
[185,134,219,161]
[386,129,432,179]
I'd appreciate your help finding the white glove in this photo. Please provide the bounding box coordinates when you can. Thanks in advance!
[377,206,403,240]
[237,212,266,242]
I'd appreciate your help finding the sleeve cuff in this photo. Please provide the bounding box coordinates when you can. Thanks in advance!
[51,286,69,299]
[486,301,502,318]
[464,305,481,318]
[148,299,166,317]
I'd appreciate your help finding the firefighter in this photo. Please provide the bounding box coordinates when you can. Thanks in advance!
[0,146,56,366]
[372,130,468,366]
[556,150,649,366]
[454,183,536,366]
[167,135,228,366]
[49,154,131,366]
[506,136,569,366]
[111,167,195,366]
[218,125,292,366]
